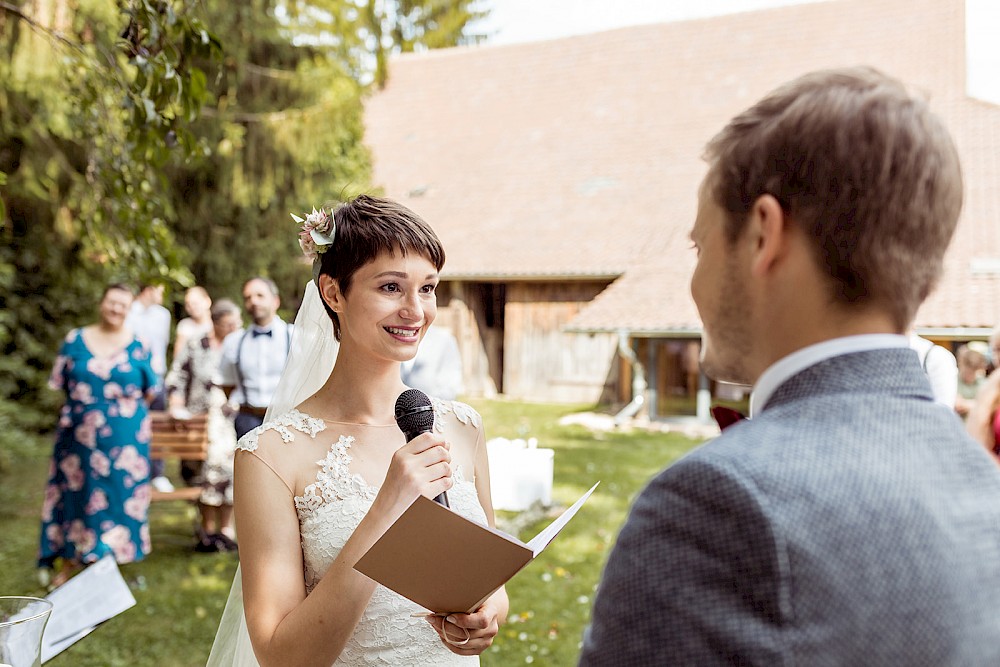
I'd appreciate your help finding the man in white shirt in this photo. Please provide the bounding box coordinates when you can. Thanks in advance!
[581,68,1000,666]
[908,333,959,408]
[217,277,292,439]
[126,282,173,491]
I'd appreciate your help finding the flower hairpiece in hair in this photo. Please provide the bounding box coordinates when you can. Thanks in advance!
[292,207,336,262]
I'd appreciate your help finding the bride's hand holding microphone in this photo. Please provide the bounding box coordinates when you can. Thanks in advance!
[371,387,455,519]
[371,432,454,520]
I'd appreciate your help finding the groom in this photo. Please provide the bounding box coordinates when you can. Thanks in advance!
[579,68,1000,665]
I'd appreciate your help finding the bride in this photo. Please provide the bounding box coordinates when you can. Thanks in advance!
[208,195,508,666]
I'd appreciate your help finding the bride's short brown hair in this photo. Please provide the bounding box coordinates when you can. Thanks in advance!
[317,194,445,339]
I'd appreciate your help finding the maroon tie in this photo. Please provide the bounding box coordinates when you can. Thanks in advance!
[711,406,746,431]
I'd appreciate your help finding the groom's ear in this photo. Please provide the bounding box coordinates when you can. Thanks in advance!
[317,274,343,313]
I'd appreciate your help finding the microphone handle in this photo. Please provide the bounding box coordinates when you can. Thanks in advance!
[402,428,450,508]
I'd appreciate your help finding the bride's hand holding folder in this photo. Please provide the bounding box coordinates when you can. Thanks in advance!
[422,589,508,655]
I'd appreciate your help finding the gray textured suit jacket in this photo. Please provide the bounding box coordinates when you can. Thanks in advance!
[579,349,1000,666]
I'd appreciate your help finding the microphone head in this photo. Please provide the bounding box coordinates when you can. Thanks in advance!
[395,389,435,436]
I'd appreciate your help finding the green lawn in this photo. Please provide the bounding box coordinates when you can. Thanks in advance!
[0,400,704,666]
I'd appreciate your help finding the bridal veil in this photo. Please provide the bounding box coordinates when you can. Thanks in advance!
[207,280,338,666]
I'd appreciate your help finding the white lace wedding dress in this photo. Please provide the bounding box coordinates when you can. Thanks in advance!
[233,399,485,666]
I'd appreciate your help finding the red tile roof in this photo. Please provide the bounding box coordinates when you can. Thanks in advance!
[364,0,1000,332]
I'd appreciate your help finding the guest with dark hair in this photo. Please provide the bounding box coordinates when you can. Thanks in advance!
[166,298,243,552]
[217,277,292,439]
[39,283,158,587]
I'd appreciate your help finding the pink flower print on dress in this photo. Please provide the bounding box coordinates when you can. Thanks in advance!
[73,411,106,449]
[74,422,96,448]
[124,484,150,521]
[70,382,94,404]
[86,356,116,380]
[114,445,150,480]
[137,416,152,444]
[41,485,61,522]
[85,488,109,515]
[140,524,151,553]
[59,454,85,491]
[103,382,123,400]
[102,525,136,561]
[90,450,111,477]
[49,355,67,390]
[68,519,97,555]
[117,355,133,373]
[45,524,65,549]
[118,396,139,419]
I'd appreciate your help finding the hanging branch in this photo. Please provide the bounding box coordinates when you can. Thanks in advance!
[0,1,84,51]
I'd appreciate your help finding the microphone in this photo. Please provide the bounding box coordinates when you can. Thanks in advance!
[394,389,449,508]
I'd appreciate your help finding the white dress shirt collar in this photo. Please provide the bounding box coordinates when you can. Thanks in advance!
[750,334,908,416]
[234,317,289,408]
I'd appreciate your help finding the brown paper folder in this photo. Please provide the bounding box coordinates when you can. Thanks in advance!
[354,482,599,614]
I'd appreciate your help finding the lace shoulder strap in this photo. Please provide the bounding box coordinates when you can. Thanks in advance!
[431,398,482,433]
[235,408,326,453]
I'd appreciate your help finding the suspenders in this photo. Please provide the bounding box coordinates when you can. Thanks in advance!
[234,323,292,406]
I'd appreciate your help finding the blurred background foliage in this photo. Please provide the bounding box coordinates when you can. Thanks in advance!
[0,0,487,464]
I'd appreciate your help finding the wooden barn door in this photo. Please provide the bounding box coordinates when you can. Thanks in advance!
[471,283,506,394]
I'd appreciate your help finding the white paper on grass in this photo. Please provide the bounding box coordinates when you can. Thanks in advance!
[41,555,137,663]
[526,482,599,556]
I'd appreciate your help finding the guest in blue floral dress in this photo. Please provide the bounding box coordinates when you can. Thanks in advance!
[39,283,158,586]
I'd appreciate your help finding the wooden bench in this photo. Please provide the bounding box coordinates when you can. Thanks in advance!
[148,411,209,503]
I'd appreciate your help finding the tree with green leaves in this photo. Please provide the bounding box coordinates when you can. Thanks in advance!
[277,0,488,87]
[164,0,489,302]
[0,0,488,459]
[0,0,220,462]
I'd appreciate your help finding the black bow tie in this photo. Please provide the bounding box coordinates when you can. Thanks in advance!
[252,329,272,338]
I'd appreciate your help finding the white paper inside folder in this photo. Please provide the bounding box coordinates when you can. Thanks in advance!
[486,437,554,511]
